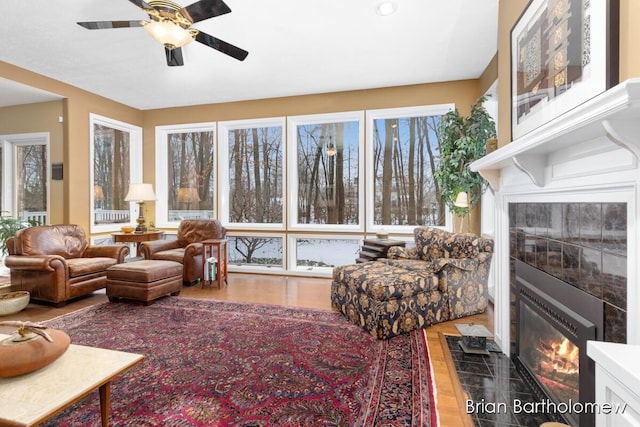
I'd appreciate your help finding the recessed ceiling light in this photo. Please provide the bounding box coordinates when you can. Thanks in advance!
[376,1,397,16]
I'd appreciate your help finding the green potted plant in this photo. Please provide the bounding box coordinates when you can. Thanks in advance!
[434,96,496,228]
[0,212,38,256]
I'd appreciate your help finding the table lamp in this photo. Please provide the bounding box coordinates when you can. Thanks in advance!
[454,191,469,233]
[124,183,156,232]
[177,187,200,209]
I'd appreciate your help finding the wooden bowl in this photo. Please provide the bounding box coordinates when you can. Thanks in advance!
[121,226,135,233]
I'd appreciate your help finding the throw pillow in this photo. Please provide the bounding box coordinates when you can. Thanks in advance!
[413,227,480,261]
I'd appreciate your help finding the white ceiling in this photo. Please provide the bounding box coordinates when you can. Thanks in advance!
[0,0,498,110]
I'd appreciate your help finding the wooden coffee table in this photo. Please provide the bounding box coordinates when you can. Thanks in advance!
[0,334,143,427]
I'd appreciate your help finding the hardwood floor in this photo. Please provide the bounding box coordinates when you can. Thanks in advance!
[0,273,492,426]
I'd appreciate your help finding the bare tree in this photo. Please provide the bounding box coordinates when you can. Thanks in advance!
[381,120,394,224]
[233,237,273,264]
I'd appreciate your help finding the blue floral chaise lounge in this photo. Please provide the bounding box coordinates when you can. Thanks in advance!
[331,227,493,339]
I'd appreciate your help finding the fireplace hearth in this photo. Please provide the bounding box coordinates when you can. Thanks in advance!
[515,260,603,427]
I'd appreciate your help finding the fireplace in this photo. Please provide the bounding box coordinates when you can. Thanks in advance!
[515,260,603,427]
[470,79,638,425]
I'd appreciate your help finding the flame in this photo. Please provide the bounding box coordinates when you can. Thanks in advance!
[545,338,579,375]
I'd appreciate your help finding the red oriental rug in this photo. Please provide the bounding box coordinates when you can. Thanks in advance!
[41,298,438,426]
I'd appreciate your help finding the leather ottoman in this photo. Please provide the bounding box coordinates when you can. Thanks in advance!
[106,260,182,304]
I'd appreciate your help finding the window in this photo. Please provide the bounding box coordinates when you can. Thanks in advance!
[155,105,455,276]
[155,123,216,227]
[288,235,361,273]
[0,133,49,224]
[366,105,453,233]
[90,114,142,233]
[287,112,364,231]
[218,118,285,230]
[227,234,284,270]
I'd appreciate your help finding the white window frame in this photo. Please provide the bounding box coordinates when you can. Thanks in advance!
[287,233,363,277]
[218,117,286,231]
[154,122,217,228]
[226,231,286,274]
[0,132,50,223]
[286,111,365,232]
[365,104,455,234]
[89,114,142,234]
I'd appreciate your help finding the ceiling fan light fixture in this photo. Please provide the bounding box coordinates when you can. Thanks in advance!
[142,19,197,49]
[376,1,397,16]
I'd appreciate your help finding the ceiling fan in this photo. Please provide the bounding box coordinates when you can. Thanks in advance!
[77,0,248,66]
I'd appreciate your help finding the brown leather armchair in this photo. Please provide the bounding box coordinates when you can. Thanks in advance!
[139,219,226,284]
[5,224,129,306]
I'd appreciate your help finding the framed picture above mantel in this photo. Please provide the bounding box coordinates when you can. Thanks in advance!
[510,0,619,140]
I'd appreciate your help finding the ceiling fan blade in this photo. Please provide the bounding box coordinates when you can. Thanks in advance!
[128,0,152,10]
[165,47,184,66]
[195,31,248,61]
[182,0,231,23]
[77,20,143,30]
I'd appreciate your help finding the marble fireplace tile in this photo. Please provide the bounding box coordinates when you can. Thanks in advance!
[509,204,517,229]
[523,234,537,265]
[602,252,627,311]
[602,203,627,256]
[525,203,537,232]
[515,230,525,262]
[561,243,581,287]
[604,302,627,343]
[546,239,563,278]
[562,204,580,243]
[515,203,526,229]
[578,246,603,299]
[534,238,549,273]
[579,203,603,249]
[547,203,563,239]
[534,203,550,237]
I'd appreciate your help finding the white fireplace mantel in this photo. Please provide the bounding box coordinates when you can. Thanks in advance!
[472,78,640,190]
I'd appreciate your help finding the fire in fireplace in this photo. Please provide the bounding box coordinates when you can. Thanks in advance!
[514,260,603,427]
[520,304,579,406]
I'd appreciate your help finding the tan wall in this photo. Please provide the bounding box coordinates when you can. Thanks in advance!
[496,0,640,147]
[479,53,498,95]
[0,101,64,224]
[619,0,640,81]
[496,0,530,147]
[0,62,143,233]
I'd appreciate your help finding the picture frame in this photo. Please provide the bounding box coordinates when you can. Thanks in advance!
[510,0,619,140]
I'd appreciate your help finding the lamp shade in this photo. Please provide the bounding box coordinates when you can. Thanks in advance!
[143,20,195,49]
[124,183,156,202]
[454,191,469,208]
[93,185,104,201]
[177,187,200,203]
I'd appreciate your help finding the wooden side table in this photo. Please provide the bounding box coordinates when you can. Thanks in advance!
[201,239,228,289]
[111,230,164,257]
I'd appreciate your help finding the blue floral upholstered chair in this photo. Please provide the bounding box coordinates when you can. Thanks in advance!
[331,227,493,339]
